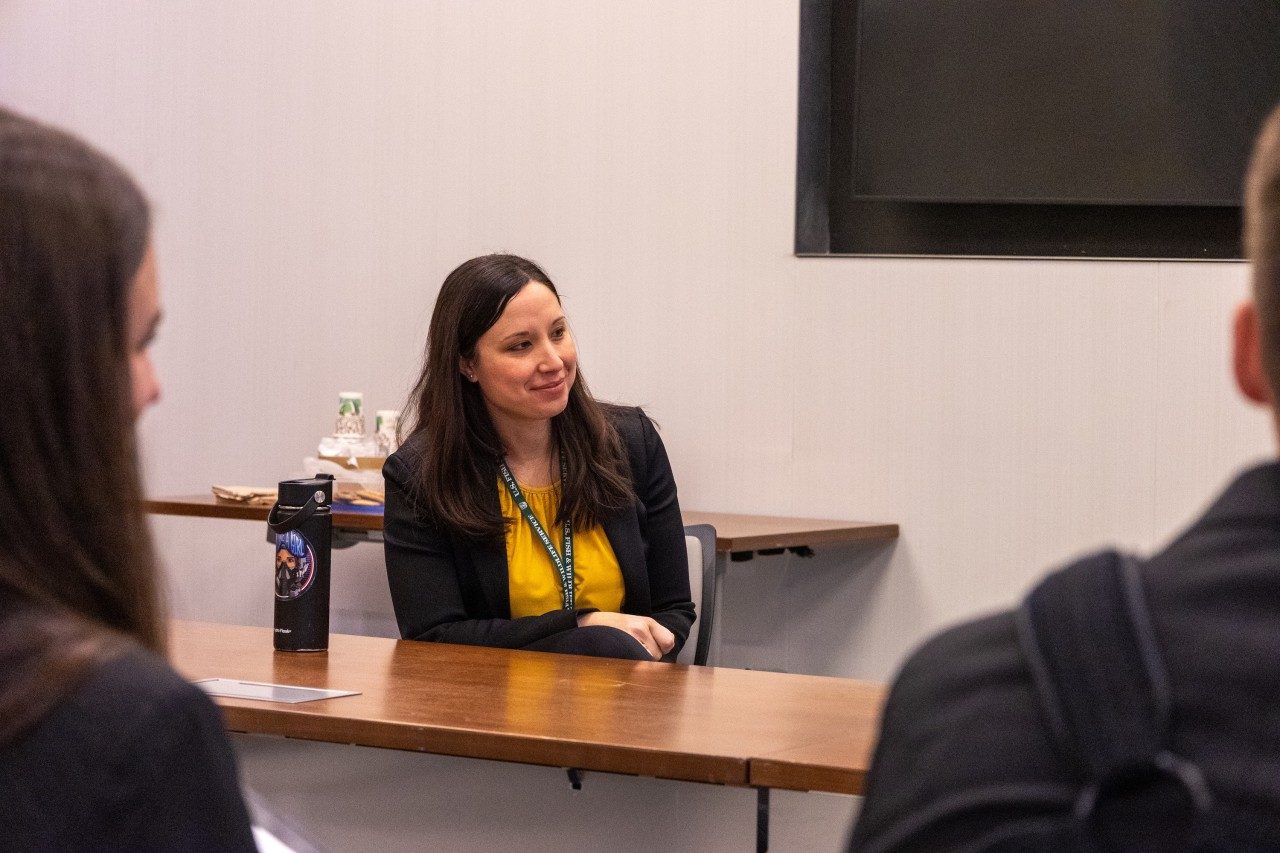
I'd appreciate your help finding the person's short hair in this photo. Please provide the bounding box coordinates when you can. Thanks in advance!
[1245,101,1280,396]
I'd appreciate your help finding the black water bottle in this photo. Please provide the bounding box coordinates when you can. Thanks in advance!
[267,475,333,651]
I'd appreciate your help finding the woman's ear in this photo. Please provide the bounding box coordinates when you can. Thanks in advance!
[1233,299,1272,405]
[459,357,477,383]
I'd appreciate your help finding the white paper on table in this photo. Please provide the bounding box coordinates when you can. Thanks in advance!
[194,678,359,704]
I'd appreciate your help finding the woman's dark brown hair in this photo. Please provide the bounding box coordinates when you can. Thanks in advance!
[404,254,634,541]
[0,107,160,743]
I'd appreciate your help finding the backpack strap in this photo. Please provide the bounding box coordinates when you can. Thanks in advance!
[1014,550,1213,849]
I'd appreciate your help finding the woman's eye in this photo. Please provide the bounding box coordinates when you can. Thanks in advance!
[551,326,565,339]
[509,341,530,352]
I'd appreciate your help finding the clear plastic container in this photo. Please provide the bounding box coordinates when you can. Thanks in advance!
[375,410,400,456]
[308,393,385,505]
[318,392,378,461]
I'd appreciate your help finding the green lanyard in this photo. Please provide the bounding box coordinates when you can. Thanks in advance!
[499,455,574,610]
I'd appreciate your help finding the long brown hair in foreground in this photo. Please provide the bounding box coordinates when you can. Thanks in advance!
[0,107,160,744]
[404,254,634,542]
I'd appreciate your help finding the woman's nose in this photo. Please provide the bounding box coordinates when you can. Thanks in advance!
[537,340,564,371]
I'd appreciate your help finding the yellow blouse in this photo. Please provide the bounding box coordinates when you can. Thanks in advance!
[499,479,624,618]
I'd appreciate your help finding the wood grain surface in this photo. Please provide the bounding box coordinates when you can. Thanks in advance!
[147,496,899,552]
[679,511,899,552]
[171,621,885,793]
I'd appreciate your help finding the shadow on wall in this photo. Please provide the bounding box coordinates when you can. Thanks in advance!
[234,732,857,853]
[717,538,921,680]
[330,543,399,639]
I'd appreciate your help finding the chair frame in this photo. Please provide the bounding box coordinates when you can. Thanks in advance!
[681,523,717,666]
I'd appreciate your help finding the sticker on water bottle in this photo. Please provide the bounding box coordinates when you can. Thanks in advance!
[274,529,316,601]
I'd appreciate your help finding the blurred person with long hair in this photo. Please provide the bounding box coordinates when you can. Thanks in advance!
[0,107,254,849]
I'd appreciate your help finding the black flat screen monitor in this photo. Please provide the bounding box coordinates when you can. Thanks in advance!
[813,0,1280,257]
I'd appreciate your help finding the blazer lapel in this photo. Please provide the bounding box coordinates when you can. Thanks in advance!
[471,482,513,618]
[603,506,650,615]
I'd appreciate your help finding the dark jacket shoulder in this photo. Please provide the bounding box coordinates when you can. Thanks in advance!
[850,612,1073,852]
[21,646,222,757]
[384,427,425,483]
[600,402,649,443]
[598,403,660,485]
[0,645,256,851]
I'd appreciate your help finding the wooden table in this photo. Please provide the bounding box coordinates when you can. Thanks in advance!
[145,495,899,556]
[681,510,899,556]
[171,621,886,851]
[146,494,384,532]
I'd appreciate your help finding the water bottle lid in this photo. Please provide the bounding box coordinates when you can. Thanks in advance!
[278,475,333,507]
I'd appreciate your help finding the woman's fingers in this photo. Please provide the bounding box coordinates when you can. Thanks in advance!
[648,620,676,654]
[578,611,673,659]
[626,623,660,659]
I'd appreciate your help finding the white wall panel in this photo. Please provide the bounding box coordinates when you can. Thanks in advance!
[1,0,1269,690]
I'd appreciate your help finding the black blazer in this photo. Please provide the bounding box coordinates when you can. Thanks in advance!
[383,406,696,655]
[849,461,1280,851]
[0,645,255,850]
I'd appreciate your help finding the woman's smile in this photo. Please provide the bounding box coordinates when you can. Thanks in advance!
[530,376,566,393]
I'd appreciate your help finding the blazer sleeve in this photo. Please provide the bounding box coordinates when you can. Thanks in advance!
[630,410,696,651]
[382,451,580,648]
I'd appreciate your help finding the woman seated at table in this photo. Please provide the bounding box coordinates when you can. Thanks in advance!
[384,254,695,661]
[0,108,255,849]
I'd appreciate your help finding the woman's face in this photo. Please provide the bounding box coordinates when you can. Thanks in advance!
[128,245,163,418]
[462,281,577,428]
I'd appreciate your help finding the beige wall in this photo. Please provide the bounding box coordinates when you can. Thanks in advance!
[1,1,1269,685]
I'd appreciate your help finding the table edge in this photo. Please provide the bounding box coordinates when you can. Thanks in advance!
[147,496,900,550]
[215,701,751,787]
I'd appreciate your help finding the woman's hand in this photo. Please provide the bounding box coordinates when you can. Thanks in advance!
[576,612,675,660]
